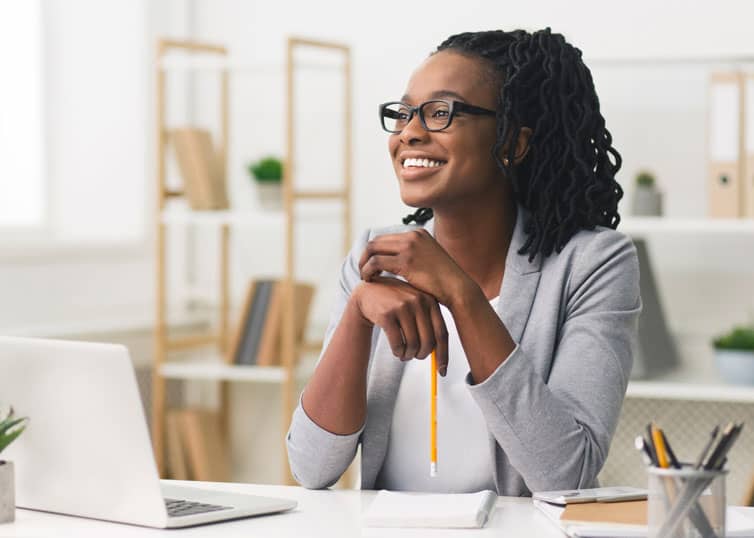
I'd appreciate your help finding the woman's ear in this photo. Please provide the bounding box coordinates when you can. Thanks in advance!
[513,127,532,164]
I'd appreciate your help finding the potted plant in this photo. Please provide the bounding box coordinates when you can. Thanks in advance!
[712,326,754,385]
[248,156,283,210]
[0,405,28,523]
[631,170,663,216]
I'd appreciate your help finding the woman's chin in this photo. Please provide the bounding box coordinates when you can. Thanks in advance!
[398,185,436,209]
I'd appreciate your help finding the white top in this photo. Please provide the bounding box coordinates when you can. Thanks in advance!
[379,297,499,493]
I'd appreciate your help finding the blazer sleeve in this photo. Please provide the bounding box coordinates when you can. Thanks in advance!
[467,230,641,492]
[286,229,375,489]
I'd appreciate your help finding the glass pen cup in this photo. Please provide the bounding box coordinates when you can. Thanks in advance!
[648,466,727,538]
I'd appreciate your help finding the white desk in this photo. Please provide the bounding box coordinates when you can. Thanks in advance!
[6,480,754,537]
[3,480,565,537]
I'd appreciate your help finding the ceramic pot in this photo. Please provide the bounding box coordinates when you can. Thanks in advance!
[715,349,754,385]
[257,182,283,211]
[0,461,14,524]
[632,186,663,216]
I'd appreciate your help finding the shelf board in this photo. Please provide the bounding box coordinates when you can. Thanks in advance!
[157,57,345,73]
[160,360,287,383]
[619,217,754,237]
[626,380,754,403]
[160,206,337,227]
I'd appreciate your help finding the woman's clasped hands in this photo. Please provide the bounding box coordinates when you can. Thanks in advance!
[350,229,474,376]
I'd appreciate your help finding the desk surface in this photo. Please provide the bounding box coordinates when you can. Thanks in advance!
[4,480,565,537]
[6,480,754,537]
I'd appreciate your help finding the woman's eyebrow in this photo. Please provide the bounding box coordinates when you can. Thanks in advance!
[400,90,468,102]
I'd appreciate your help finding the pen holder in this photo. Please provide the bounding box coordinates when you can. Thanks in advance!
[648,466,727,538]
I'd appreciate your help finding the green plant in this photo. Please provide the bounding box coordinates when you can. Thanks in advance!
[0,406,28,459]
[636,171,655,188]
[713,326,754,351]
[248,156,283,183]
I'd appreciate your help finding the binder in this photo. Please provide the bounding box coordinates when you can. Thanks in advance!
[707,72,746,218]
[745,73,754,217]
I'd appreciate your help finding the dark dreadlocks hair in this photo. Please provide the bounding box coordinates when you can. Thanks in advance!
[401,28,623,261]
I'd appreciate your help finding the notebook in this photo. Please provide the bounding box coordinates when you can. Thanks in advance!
[533,486,647,505]
[363,490,497,528]
[534,499,754,537]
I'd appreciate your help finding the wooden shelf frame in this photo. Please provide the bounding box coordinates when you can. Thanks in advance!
[150,37,352,486]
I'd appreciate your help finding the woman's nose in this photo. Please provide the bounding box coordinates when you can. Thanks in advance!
[399,112,428,145]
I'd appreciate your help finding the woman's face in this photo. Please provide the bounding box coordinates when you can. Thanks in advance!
[388,50,503,211]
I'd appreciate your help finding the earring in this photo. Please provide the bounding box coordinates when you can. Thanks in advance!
[503,157,510,166]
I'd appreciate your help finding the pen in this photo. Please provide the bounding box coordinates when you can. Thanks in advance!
[704,422,743,471]
[694,424,719,469]
[430,349,437,477]
[645,423,658,466]
[634,435,653,466]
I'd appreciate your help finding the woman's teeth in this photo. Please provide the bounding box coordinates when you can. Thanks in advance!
[403,158,445,168]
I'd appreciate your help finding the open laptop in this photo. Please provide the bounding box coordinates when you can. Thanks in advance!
[0,336,297,528]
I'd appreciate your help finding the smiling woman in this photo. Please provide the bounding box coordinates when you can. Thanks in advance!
[287,28,641,496]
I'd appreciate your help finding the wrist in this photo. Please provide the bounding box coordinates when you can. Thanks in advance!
[346,285,374,330]
[446,277,486,315]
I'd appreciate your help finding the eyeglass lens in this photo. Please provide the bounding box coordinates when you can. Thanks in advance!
[382,101,451,132]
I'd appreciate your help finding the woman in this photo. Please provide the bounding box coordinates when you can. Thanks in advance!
[286,28,641,495]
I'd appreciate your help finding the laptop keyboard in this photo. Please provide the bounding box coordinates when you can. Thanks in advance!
[164,497,234,518]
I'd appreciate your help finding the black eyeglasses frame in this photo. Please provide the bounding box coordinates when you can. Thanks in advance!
[379,99,497,134]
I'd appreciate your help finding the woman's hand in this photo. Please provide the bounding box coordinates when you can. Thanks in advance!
[350,276,449,375]
[358,229,473,308]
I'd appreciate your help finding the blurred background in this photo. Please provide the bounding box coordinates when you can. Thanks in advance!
[2,0,754,502]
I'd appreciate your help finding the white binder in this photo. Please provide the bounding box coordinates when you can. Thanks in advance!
[707,72,745,218]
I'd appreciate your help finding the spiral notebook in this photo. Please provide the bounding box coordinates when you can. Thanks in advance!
[363,489,497,529]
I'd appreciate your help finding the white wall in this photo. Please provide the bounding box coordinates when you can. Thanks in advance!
[4,0,754,483]
[0,0,195,334]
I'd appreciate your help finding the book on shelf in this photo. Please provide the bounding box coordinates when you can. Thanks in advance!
[165,409,189,480]
[228,279,315,367]
[171,127,229,210]
[229,280,274,366]
[177,408,230,482]
[256,281,315,367]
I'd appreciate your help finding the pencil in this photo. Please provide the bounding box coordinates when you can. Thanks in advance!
[430,349,437,477]
[651,423,669,468]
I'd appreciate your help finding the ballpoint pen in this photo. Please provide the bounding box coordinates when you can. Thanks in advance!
[694,424,720,469]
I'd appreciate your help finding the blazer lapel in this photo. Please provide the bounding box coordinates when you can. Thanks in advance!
[497,207,542,345]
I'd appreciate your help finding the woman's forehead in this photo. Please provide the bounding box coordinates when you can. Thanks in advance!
[402,50,496,105]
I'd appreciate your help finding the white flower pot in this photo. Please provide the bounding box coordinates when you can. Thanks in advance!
[632,186,663,216]
[715,349,754,385]
[256,182,283,211]
[0,461,14,524]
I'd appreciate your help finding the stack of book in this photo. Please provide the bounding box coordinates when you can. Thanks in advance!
[228,279,315,367]
[165,407,229,482]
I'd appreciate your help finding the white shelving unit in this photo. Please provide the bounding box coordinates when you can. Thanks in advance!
[151,37,352,487]
[627,379,754,402]
[618,216,754,401]
[621,216,754,237]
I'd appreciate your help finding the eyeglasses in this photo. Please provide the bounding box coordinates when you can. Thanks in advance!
[379,99,496,134]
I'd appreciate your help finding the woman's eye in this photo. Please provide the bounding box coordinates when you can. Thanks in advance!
[431,110,449,118]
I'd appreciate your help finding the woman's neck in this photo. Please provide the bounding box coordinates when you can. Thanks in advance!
[432,196,517,299]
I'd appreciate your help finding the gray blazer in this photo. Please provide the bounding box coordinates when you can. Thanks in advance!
[287,207,641,495]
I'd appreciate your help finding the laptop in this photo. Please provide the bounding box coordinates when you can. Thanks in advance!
[0,336,297,528]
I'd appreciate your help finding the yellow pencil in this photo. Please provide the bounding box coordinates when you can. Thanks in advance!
[651,423,669,469]
[430,349,438,477]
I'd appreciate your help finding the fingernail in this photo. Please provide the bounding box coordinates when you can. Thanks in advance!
[440,366,447,377]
